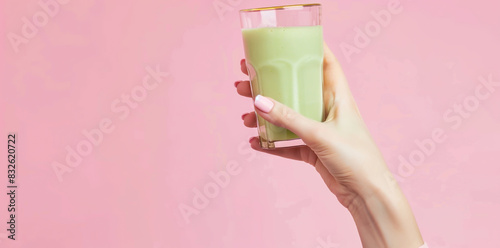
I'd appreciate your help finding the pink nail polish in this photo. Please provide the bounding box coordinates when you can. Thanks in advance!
[234,81,241,87]
[254,95,274,113]
[241,113,248,120]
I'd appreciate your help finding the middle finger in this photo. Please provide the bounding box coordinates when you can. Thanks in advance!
[235,80,252,98]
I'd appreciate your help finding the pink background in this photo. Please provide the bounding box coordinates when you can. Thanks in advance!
[1,0,500,247]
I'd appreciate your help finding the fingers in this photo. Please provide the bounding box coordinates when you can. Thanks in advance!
[241,112,257,127]
[253,95,323,145]
[235,80,252,98]
[240,59,248,75]
[249,137,317,165]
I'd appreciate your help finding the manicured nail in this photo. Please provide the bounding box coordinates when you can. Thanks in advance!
[234,81,241,87]
[241,113,248,120]
[254,95,274,113]
[249,137,256,143]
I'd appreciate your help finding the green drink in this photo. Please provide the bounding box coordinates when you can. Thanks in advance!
[240,4,324,148]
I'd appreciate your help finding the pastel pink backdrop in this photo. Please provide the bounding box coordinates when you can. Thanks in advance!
[1,0,499,247]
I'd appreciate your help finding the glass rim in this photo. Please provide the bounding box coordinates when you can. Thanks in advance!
[240,3,321,13]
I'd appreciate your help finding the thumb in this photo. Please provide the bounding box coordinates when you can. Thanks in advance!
[253,95,322,145]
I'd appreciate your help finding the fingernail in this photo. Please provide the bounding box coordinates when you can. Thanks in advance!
[254,95,274,113]
[249,137,256,143]
[234,81,241,87]
[241,113,248,120]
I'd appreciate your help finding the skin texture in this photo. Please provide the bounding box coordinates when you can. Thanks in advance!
[236,43,425,248]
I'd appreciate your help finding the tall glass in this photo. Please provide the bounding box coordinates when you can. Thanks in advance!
[240,4,324,149]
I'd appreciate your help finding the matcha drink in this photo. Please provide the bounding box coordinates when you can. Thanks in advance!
[242,26,324,146]
[240,4,323,148]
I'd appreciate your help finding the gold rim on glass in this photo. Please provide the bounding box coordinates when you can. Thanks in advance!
[240,3,320,12]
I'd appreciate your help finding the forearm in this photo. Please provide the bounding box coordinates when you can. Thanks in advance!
[348,175,424,248]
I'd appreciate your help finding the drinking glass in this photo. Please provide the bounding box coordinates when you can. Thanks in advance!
[240,4,324,149]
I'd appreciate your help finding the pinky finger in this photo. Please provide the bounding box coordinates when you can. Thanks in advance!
[249,137,314,164]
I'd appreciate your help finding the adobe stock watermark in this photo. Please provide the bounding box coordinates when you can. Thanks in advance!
[393,74,499,182]
[314,235,340,248]
[212,0,243,21]
[51,65,169,182]
[178,141,256,224]
[6,0,70,53]
[339,0,403,63]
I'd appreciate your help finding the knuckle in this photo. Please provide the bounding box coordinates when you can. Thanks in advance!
[273,105,297,129]
[309,126,324,140]
[307,125,330,146]
[280,106,297,123]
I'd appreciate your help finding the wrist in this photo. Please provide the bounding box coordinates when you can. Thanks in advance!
[346,170,424,248]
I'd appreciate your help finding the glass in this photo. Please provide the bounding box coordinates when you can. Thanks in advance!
[239,4,324,149]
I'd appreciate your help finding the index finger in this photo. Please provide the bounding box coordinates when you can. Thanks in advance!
[240,59,249,75]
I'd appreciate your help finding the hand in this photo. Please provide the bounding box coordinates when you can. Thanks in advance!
[237,43,387,207]
[236,43,424,248]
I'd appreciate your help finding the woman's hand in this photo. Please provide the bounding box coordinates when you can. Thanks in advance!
[236,43,425,248]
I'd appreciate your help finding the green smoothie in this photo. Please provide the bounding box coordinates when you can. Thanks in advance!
[242,26,324,146]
